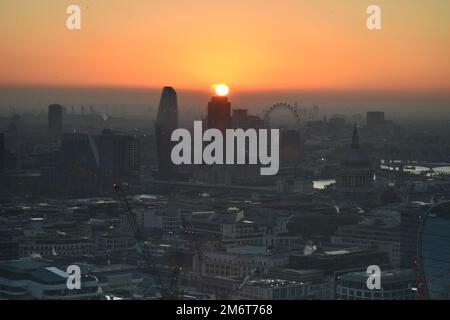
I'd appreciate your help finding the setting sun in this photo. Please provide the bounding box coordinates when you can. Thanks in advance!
[214,84,230,97]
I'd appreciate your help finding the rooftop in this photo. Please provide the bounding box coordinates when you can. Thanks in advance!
[339,269,415,284]
[0,258,96,285]
[246,279,303,288]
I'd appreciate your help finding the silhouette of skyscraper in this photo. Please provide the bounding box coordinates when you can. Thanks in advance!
[0,133,4,173]
[155,87,179,180]
[98,129,141,188]
[61,133,100,197]
[48,104,63,140]
[207,94,231,132]
[205,91,232,183]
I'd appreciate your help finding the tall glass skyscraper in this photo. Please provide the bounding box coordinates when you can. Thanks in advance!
[419,201,450,299]
[155,87,179,180]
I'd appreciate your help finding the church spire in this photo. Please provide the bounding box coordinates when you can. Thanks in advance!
[352,124,360,149]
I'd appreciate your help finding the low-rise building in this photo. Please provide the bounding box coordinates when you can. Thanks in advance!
[267,268,334,300]
[0,258,102,300]
[194,246,289,279]
[234,279,307,300]
[17,235,92,257]
[135,207,181,238]
[186,209,296,248]
[336,269,416,300]
[95,232,136,255]
[331,218,400,268]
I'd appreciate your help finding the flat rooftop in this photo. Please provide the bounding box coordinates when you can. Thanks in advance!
[339,269,415,283]
[0,258,98,285]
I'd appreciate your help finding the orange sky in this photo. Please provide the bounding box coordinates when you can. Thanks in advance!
[1,0,449,92]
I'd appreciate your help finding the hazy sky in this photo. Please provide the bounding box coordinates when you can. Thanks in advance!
[1,0,450,93]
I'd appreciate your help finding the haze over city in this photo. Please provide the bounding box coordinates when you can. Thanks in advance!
[1,0,450,118]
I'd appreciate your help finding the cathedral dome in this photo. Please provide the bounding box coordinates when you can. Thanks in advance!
[335,125,375,194]
[341,148,371,167]
[340,125,372,168]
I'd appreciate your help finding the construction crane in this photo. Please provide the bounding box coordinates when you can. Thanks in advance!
[227,268,259,299]
[413,259,450,300]
[113,183,181,300]
[412,259,426,300]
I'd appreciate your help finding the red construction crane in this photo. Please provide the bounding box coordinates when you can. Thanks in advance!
[413,259,450,301]
[412,259,426,300]
[113,183,181,300]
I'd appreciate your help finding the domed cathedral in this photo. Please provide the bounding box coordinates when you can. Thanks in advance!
[335,125,375,195]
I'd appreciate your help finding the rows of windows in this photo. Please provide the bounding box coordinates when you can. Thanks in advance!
[22,244,90,250]
[338,175,373,188]
[336,287,416,300]
[44,286,99,297]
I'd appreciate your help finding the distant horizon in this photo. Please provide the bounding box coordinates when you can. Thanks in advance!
[2,83,450,95]
[2,0,449,121]
[1,85,450,121]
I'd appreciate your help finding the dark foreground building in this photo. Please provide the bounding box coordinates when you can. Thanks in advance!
[419,201,450,299]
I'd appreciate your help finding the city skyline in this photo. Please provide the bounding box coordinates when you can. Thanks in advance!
[2,0,450,304]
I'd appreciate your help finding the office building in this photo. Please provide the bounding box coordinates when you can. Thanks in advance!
[207,94,231,132]
[155,87,179,180]
[267,268,334,299]
[193,246,289,279]
[234,279,307,300]
[0,133,4,173]
[185,209,295,248]
[336,269,416,300]
[418,201,450,299]
[18,235,92,257]
[290,247,389,275]
[331,217,401,268]
[0,259,101,300]
[48,104,64,140]
[98,129,141,188]
[61,133,100,196]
